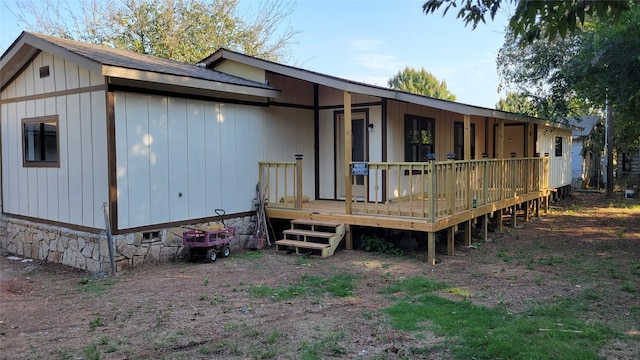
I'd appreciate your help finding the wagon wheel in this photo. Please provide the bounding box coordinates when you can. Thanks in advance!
[207,248,217,263]
[221,245,231,258]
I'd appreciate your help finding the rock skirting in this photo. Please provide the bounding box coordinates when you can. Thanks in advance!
[0,216,255,273]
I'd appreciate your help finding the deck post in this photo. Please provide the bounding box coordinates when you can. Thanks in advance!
[295,154,303,210]
[429,160,436,222]
[344,224,352,250]
[344,91,352,215]
[447,227,455,256]
[535,198,540,217]
[447,156,455,215]
[465,220,472,247]
[511,205,517,228]
[482,214,489,241]
[496,209,503,231]
[524,200,530,222]
[427,232,436,265]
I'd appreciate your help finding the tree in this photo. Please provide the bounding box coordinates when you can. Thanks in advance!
[388,67,456,101]
[496,3,640,196]
[12,0,299,63]
[495,92,538,117]
[422,0,632,43]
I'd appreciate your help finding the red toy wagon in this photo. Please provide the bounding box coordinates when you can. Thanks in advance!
[183,209,236,263]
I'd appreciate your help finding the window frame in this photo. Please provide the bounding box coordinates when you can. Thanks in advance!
[22,115,60,168]
[554,136,563,157]
[404,114,435,162]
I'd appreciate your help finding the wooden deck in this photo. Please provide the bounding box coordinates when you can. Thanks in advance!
[260,158,552,264]
[266,191,546,234]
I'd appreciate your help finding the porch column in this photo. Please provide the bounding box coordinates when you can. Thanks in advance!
[497,119,505,158]
[464,115,471,160]
[464,114,472,209]
[497,120,505,200]
[525,122,531,193]
[344,91,352,214]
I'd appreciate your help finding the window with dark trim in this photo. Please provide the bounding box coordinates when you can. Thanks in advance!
[554,136,562,157]
[22,115,59,167]
[404,114,435,162]
[454,122,476,160]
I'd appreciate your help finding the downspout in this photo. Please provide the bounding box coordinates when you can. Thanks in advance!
[102,202,116,276]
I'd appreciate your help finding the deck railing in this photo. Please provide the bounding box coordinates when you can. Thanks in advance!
[258,161,298,208]
[259,157,549,222]
[350,158,548,221]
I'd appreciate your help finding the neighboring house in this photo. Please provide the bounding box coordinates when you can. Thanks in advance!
[570,115,602,188]
[0,32,573,271]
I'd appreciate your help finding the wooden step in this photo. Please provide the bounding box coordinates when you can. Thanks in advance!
[274,239,329,250]
[283,229,335,239]
[290,219,343,228]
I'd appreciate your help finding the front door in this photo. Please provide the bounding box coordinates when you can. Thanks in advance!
[335,113,368,200]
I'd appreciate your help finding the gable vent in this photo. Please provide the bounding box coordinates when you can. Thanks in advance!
[39,66,50,78]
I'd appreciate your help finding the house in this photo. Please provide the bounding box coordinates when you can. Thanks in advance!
[0,32,573,271]
[570,116,602,188]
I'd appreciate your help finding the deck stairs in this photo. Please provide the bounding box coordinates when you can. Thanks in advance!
[274,219,346,258]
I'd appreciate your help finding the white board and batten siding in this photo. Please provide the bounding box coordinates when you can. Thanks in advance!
[538,127,572,189]
[0,51,108,229]
[113,92,315,230]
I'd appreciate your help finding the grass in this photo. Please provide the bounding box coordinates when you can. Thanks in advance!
[383,276,616,359]
[299,328,347,360]
[82,343,101,360]
[77,278,118,298]
[248,271,357,301]
[89,313,105,330]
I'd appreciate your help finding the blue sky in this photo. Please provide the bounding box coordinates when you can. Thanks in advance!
[1,0,512,108]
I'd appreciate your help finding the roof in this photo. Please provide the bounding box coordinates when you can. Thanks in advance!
[1,32,279,98]
[202,48,574,130]
[569,115,601,137]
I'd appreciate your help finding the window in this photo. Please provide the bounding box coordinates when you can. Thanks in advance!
[404,115,435,162]
[22,115,59,167]
[454,122,476,160]
[554,136,563,157]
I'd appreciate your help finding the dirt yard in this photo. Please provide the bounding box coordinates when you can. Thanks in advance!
[1,192,639,359]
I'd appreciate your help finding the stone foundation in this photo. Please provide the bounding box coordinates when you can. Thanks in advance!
[0,215,255,273]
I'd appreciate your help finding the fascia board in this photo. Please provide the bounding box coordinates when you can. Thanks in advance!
[102,65,280,98]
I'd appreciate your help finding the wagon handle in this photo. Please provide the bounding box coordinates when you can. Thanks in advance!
[215,208,226,227]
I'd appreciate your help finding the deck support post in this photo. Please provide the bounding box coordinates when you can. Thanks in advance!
[427,232,436,265]
[344,224,352,250]
[511,205,517,228]
[534,198,540,217]
[447,227,455,256]
[524,201,530,222]
[544,195,549,214]
[482,214,489,241]
[465,220,472,247]
[496,209,503,231]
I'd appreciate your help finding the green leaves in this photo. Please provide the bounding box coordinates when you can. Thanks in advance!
[15,0,299,64]
[423,0,633,44]
[388,66,457,101]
